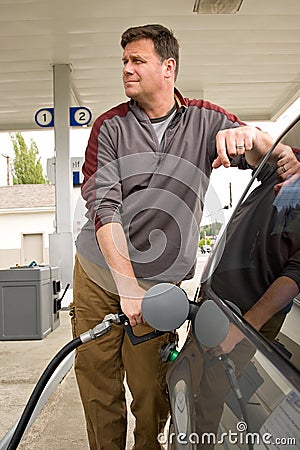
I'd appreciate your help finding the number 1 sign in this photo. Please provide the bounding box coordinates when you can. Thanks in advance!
[35,108,55,127]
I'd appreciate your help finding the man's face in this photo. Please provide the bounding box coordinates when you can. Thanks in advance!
[122,38,168,102]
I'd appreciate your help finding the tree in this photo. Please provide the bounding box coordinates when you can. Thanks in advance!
[199,221,223,239]
[198,237,211,248]
[10,132,48,184]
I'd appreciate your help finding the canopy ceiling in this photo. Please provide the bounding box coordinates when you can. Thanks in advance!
[1,0,299,131]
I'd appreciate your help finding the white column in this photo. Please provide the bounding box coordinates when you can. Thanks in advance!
[49,64,74,289]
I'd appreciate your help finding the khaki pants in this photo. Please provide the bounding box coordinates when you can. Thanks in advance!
[71,256,176,450]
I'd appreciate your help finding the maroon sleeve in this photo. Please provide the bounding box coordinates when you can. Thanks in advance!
[81,104,129,232]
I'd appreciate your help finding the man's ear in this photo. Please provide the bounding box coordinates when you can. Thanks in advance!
[164,58,176,79]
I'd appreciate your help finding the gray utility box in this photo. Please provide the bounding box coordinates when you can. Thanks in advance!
[0,266,53,340]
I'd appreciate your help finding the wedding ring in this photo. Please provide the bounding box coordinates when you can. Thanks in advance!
[281,165,286,173]
[236,144,245,150]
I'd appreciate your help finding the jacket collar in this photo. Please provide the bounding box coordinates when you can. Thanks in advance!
[129,87,188,109]
[174,87,188,110]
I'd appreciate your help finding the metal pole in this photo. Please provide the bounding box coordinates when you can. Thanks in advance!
[49,64,74,289]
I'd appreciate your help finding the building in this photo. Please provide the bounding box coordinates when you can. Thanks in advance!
[0,184,55,268]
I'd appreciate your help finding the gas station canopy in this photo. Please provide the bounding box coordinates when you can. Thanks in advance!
[1,0,300,132]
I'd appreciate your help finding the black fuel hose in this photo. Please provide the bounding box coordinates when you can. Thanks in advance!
[7,336,82,450]
[221,355,254,450]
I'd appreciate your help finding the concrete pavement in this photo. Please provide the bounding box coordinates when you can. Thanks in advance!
[0,309,89,449]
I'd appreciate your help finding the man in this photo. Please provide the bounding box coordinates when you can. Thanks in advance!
[71,24,285,449]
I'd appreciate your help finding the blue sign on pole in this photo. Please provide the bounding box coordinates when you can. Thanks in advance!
[70,107,92,127]
[34,108,54,127]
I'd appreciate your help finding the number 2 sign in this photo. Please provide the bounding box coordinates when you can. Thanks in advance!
[70,107,92,127]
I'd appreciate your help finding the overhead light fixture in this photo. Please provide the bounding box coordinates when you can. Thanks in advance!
[193,0,244,14]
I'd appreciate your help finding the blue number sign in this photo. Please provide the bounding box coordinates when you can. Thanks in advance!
[70,107,92,127]
[35,108,54,127]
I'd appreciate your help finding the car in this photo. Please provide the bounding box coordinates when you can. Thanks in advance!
[142,114,300,449]
[163,114,300,450]
[201,244,211,254]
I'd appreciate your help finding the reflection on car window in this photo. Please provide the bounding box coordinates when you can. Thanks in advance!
[191,116,299,448]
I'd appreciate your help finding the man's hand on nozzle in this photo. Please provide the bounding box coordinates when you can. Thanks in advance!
[120,284,147,327]
[207,323,244,358]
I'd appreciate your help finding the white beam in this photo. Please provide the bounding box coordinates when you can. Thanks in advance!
[49,64,74,288]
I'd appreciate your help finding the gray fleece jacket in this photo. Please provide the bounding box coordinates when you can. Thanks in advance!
[76,88,245,282]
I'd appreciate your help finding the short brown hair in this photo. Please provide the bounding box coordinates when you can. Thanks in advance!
[121,24,179,80]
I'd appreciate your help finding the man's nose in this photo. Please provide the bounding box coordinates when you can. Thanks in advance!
[123,61,134,75]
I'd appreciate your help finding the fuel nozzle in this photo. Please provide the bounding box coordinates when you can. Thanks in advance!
[159,342,179,363]
[80,313,121,344]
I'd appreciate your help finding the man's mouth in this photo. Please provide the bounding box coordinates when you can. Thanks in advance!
[124,80,138,85]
